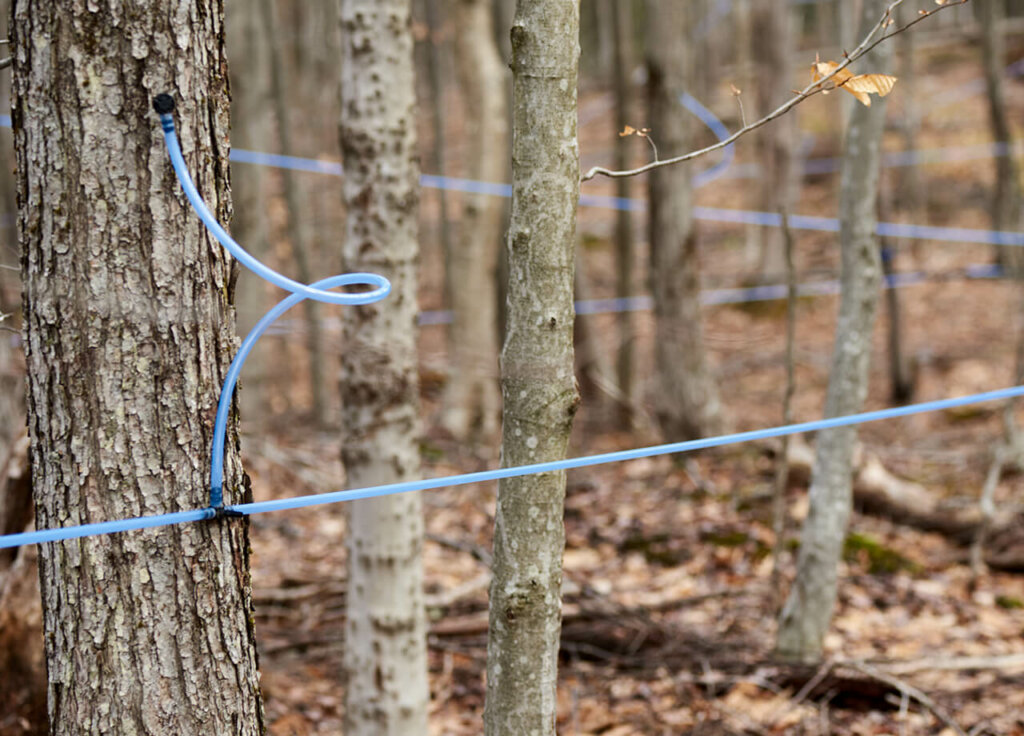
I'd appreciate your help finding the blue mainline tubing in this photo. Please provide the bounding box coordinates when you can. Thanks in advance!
[4,383,1024,550]
[0,509,216,550]
[156,97,391,508]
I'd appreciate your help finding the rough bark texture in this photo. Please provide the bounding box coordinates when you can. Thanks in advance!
[483,1,580,733]
[775,0,892,664]
[441,0,508,440]
[645,0,723,441]
[338,2,429,733]
[12,1,264,733]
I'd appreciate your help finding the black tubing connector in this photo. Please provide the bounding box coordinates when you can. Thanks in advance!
[152,93,175,115]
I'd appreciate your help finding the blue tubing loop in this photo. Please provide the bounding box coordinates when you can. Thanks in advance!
[154,94,390,509]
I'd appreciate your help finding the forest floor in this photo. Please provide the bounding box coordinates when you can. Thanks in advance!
[248,37,1024,736]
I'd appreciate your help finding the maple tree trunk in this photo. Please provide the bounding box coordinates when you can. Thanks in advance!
[338,1,430,732]
[645,0,723,441]
[12,1,265,732]
[483,1,580,732]
[775,0,892,664]
[441,0,508,440]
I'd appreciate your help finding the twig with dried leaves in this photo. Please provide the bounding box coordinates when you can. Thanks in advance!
[582,0,967,183]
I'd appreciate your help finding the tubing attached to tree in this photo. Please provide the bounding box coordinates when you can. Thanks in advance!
[153,93,391,508]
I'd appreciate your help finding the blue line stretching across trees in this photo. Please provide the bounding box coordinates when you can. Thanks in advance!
[0,96,1023,549]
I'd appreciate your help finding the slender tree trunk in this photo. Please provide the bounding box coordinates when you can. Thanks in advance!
[750,0,797,280]
[338,1,429,732]
[441,0,508,440]
[227,0,274,424]
[425,0,455,338]
[978,0,1022,252]
[977,0,1024,467]
[611,0,636,425]
[12,1,264,732]
[775,0,891,664]
[646,0,723,441]
[258,0,328,428]
[483,1,580,732]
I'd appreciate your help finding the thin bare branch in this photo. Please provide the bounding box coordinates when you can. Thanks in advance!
[581,0,968,183]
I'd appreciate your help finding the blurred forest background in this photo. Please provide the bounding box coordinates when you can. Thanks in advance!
[3,0,1024,734]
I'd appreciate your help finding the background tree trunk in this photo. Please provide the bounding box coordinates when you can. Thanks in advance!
[12,1,264,732]
[441,0,508,440]
[645,0,723,441]
[483,0,580,732]
[227,0,274,425]
[775,0,892,664]
[750,0,797,280]
[258,0,328,428]
[338,1,430,733]
[611,0,637,426]
[978,0,1022,252]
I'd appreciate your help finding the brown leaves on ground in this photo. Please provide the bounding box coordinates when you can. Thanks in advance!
[812,55,898,106]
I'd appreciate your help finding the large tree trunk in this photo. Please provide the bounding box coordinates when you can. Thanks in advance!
[441,0,508,440]
[483,1,580,733]
[12,1,264,733]
[338,1,430,733]
[645,0,723,441]
[775,0,892,665]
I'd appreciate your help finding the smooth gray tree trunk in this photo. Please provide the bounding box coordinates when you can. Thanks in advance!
[441,0,508,440]
[338,1,430,733]
[12,1,265,732]
[775,0,892,664]
[645,0,723,441]
[483,1,580,733]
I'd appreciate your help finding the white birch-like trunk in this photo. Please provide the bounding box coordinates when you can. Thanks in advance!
[441,0,508,440]
[483,1,580,733]
[775,0,892,664]
[13,1,265,732]
[645,0,723,441]
[338,1,429,733]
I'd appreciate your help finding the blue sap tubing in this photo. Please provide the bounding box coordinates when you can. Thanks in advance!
[157,105,390,507]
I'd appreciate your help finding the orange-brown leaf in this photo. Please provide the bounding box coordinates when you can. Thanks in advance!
[811,57,898,107]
